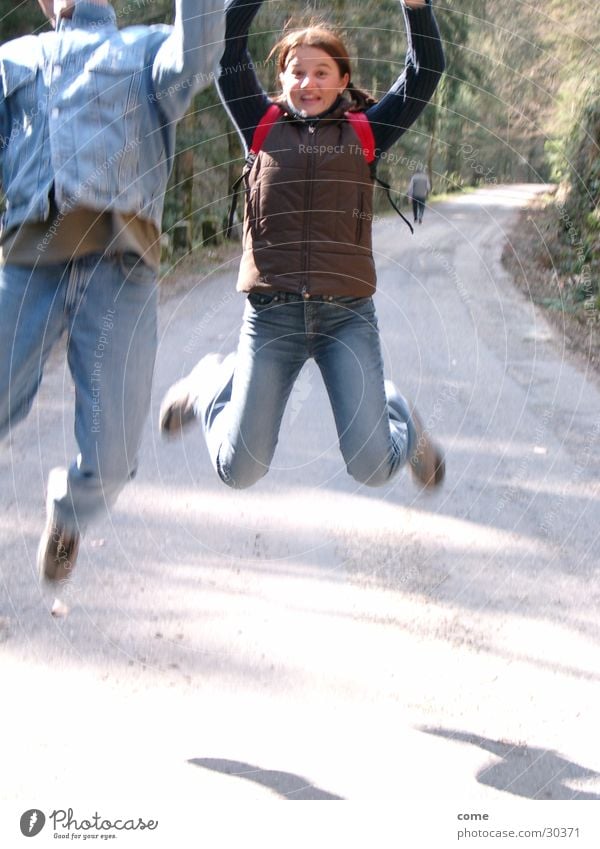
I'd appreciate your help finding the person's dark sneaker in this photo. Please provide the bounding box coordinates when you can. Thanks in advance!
[159,353,223,437]
[409,408,445,488]
[37,522,80,585]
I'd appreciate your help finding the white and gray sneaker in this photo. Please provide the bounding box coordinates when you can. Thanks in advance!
[384,381,445,489]
[159,353,225,437]
[37,468,80,586]
[409,407,445,489]
[37,523,80,585]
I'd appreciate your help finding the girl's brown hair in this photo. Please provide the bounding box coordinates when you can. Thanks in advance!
[268,24,377,112]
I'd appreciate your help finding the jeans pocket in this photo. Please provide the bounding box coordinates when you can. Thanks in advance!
[247,292,278,308]
[118,252,156,286]
[335,295,373,310]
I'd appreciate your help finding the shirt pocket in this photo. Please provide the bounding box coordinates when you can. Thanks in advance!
[84,54,144,190]
[86,55,143,119]
[2,61,37,98]
[1,61,39,135]
[0,62,40,188]
[0,36,42,131]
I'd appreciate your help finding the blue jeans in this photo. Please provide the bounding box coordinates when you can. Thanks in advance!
[198,292,416,489]
[0,253,158,532]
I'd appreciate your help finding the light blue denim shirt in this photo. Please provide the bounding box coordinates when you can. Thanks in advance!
[0,1,224,235]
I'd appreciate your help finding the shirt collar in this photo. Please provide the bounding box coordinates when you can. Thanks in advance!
[58,2,117,30]
[283,95,347,124]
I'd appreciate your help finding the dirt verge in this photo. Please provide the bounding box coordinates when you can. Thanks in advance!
[502,191,599,378]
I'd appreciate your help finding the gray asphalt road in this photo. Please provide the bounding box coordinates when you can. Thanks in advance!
[1,185,599,807]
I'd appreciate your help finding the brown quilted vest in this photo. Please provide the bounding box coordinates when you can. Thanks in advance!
[237,107,377,297]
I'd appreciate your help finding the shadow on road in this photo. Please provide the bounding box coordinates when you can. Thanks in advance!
[420,727,600,800]
[188,757,343,799]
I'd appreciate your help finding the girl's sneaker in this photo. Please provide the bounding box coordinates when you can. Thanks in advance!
[409,408,445,488]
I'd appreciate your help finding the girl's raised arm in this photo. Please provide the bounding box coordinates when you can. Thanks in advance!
[218,0,273,154]
[367,0,445,155]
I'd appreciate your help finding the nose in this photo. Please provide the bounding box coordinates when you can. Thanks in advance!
[299,75,312,89]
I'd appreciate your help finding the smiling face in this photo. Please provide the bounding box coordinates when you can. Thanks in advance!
[279,45,350,118]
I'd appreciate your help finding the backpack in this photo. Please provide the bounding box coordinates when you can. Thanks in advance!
[226,103,413,237]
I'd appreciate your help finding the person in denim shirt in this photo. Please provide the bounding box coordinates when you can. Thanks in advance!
[0,0,224,605]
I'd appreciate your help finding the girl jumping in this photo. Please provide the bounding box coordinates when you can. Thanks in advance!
[160,0,446,491]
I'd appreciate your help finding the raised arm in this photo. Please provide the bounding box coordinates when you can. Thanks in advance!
[152,0,226,123]
[367,0,445,155]
[0,93,5,190]
[0,78,6,155]
[217,0,272,154]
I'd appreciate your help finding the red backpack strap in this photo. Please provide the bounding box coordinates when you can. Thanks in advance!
[346,111,414,234]
[250,103,285,157]
[345,111,376,164]
[226,104,284,238]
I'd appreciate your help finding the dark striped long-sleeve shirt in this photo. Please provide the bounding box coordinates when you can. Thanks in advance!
[217,0,445,159]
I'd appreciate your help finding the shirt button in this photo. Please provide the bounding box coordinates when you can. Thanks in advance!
[51,108,59,119]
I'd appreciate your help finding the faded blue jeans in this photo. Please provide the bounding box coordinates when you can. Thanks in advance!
[198,292,417,489]
[0,253,158,532]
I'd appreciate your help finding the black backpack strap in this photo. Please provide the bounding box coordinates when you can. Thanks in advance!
[345,112,414,235]
[374,172,414,235]
[225,168,248,239]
